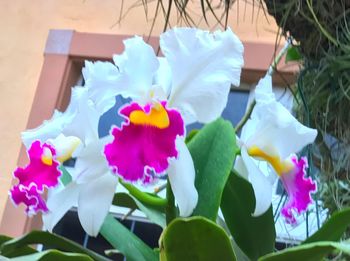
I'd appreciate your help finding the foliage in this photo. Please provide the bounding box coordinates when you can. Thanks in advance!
[221,171,275,260]
[189,118,237,221]
[160,216,236,261]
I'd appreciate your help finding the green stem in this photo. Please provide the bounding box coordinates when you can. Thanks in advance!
[267,39,292,76]
[236,40,292,133]
[235,100,256,133]
[119,179,167,207]
[166,180,177,224]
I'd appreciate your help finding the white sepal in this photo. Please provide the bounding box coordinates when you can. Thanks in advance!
[167,138,198,217]
[240,147,273,216]
[77,173,118,236]
[43,182,80,232]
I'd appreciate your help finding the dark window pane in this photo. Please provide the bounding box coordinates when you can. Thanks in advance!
[52,211,86,246]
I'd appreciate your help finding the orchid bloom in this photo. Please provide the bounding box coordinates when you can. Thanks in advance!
[236,74,317,224]
[19,87,117,236]
[10,136,79,216]
[84,27,244,216]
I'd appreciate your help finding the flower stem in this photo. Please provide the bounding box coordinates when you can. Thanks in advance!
[235,100,256,133]
[166,180,177,224]
[268,38,293,76]
[236,39,292,133]
[119,179,167,207]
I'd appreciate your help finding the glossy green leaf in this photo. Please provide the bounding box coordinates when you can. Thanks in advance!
[100,214,158,261]
[0,231,108,261]
[304,208,350,244]
[259,241,350,261]
[189,118,237,220]
[160,216,236,261]
[0,235,37,258]
[285,46,302,63]
[221,171,275,260]
[216,217,250,261]
[9,249,93,261]
[112,192,166,228]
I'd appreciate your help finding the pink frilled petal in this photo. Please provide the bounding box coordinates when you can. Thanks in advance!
[280,155,317,224]
[13,140,61,192]
[104,102,185,183]
[10,184,49,215]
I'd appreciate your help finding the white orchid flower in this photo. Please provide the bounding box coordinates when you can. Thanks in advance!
[21,87,117,236]
[86,27,244,217]
[236,74,317,223]
[9,136,79,217]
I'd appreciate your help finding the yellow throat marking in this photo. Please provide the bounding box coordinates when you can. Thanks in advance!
[41,147,53,166]
[129,103,170,129]
[56,136,82,163]
[247,145,292,176]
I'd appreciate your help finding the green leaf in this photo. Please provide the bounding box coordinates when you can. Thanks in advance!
[303,208,350,244]
[285,46,302,63]
[189,118,237,220]
[185,129,199,144]
[216,217,250,261]
[0,235,37,258]
[160,216,236,261]
[112,192,138,209]
[100,214,158,261]
[259,241,350,261]
[9,249,93,261]
[0,231,108,261]
[113,192,166,228]
[59,165,72,186]
[221,171,275,260]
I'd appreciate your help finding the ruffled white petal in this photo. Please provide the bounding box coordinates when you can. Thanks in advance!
[154,57,172,98]
[113,36,159,102]
[43,182,80,232]
[167,138,198,217]
[77,173,118,236]
[161,27,244,124]
[21,87,84,147]
[240,147,273,216]
[245,75,317,159]
[62,87,100,145]
[83,61,123,114]
[254,74,275,104]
